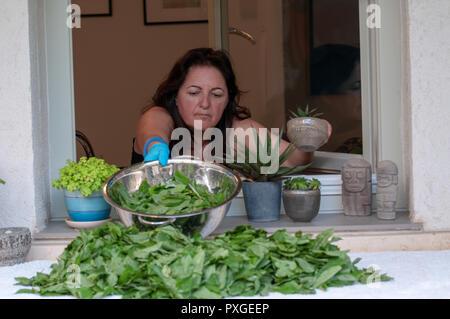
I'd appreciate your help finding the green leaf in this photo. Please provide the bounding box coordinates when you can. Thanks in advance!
[271,281,302,294]
[133,243,162,259]
[272,258,298,278]
[174,170,190,185]
[312,265,342,289]
[193,286,222,299]
[295,258,315,273]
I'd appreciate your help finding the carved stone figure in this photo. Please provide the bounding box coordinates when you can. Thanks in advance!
[341,158,372,216]
[376,160,398,220]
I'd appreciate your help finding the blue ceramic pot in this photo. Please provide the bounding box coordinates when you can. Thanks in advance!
[242,181,282,222]
[64,189,111,221]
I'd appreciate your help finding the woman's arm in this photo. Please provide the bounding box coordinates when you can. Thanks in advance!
[134,106,175,155]
[231,118,322,167]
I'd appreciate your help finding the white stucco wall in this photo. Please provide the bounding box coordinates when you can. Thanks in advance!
[0,0,49,232]
[407,0,450,231]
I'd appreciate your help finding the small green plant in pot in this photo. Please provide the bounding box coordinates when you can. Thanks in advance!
[287,104,329,152]
[52,157,120,222]
[282,177,322,222]
[225,129,309,222]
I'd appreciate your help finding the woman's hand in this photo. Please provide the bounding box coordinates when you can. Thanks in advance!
[323,120,333,145]
[143,139,170,166]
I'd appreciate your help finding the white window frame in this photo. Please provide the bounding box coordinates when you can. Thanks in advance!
[45,0,406,219]
[46,0,77,219]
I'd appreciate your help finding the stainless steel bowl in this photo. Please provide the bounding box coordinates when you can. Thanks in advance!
[102,157,241,237]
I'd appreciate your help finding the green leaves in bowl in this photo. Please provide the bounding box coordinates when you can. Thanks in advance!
[108,170,234,216]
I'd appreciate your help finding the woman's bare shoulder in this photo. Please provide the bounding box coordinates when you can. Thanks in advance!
[142,105,170,115]
[140,106,173,122]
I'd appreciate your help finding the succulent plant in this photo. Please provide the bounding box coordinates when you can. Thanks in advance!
[284,177,321,190]
[289,104,324,119]
[224,128,309,182]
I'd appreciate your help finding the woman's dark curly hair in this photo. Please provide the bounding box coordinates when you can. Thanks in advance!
[142,48,251,152]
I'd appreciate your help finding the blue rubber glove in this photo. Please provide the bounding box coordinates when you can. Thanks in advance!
[143,138,170,166]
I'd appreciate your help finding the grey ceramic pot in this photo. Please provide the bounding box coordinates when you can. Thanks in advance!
[282,189,321,222]
[242,181,282,222]
[287,117,329,152]
[0,227,32,266]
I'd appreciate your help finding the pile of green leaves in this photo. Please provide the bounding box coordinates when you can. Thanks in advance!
[108,171,234,216]
[52,157,120,197]
[284,177,321,191]
[15,223,392,299]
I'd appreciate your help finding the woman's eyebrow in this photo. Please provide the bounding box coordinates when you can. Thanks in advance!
[187,85,225,91]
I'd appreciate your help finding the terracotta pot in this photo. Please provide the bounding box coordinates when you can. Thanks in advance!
[287,117,329,152]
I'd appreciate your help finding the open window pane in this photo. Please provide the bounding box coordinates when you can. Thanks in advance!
[283,0,362,156]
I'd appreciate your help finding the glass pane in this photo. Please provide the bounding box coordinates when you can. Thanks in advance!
[283,0,362,154]
[227,0,362,156]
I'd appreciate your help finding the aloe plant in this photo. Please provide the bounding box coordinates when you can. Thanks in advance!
[289,104,323,119]
[224,128,309,182]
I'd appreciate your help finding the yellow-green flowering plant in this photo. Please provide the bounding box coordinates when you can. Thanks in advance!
[52,157,119,197]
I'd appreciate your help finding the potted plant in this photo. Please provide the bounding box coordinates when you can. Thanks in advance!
[0,178,32,266]
[282,177,321,222]
[287,104,329,152]
[52,157,120,222]
[225,129,309,222]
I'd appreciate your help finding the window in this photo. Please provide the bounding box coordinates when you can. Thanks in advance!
[45,0,407,219]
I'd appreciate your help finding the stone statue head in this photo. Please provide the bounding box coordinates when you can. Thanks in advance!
[342,158,371,193]
[376,160,398,188]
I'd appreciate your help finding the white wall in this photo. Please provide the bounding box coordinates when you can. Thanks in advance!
[0,0,49,231]
[407,0,450,231]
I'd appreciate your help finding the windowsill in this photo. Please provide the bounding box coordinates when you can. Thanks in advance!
[211,211,421,235]
[33,211,421,241]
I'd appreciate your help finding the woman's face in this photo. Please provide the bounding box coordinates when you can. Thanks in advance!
[176,65,229,131]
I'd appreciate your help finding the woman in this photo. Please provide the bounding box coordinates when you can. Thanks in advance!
[133,47,331,167]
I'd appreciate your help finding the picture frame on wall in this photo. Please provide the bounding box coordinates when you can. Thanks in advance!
[143,0,208,25]
[73,0,113,17]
